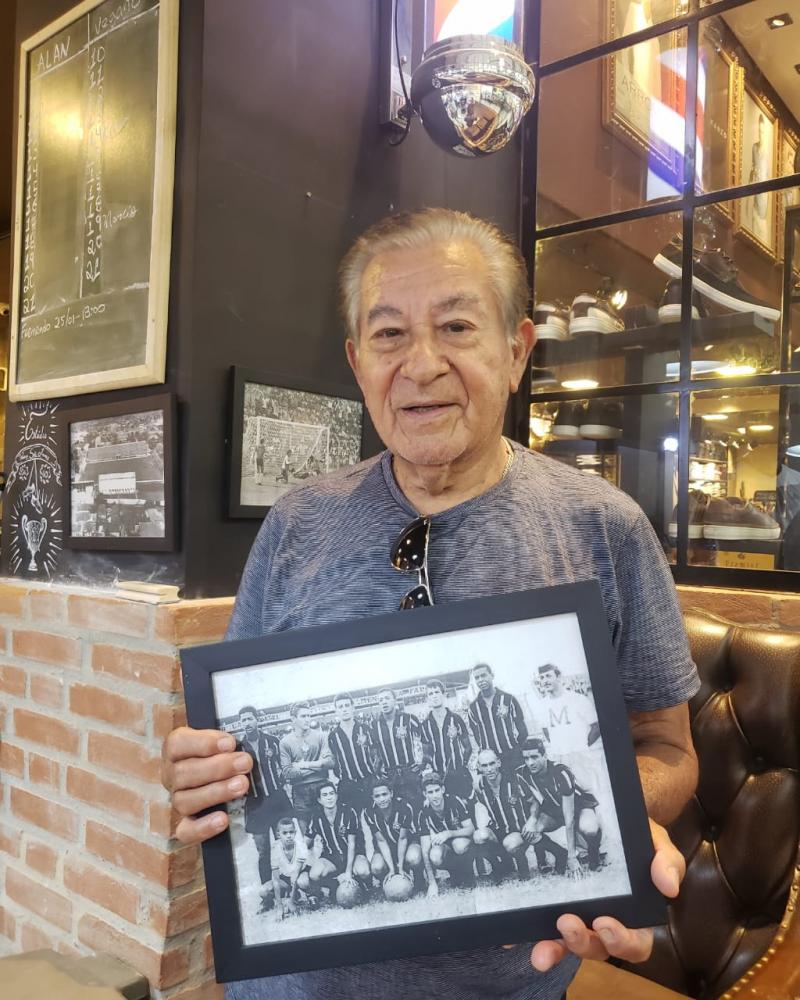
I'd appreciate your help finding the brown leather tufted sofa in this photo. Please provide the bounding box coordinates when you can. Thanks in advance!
[570,611,800,1000]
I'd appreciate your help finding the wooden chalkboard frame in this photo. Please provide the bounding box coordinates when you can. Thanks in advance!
[9,0,179,401]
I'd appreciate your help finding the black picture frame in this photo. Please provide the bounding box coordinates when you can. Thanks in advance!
[57,392,177,552]
[181,581,666,984]
[226,366,364,519]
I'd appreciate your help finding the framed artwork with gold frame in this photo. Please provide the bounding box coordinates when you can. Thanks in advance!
[734,80,779,259]
[695,25,740,219]
[777,124,800,263]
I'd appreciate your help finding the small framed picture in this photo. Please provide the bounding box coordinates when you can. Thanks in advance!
[696,24,740,218]
[778,124,800,261]
[58,393,177,551]
[227,367,364,519]
[181,582,665,983]
[735,80,780,259]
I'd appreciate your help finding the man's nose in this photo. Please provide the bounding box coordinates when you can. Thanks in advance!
[399,329,450,382]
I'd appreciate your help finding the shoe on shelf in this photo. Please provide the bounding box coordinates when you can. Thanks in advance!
[653,236,781,323]
[702,496,781,540]
[579,400,623,440]
[530,367,559,388]
[668,489,709,539]
[533,302,569,341]
[658,279,707,323]
[568,294,625,336]
[551,402,585,439]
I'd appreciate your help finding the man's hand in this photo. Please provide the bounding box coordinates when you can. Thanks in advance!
[529,820,685,971]
[430,831,449,847]
[161,727,253,843]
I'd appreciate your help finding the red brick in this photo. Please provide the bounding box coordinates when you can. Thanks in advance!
[29,754,61,789]
[87,731,162,784]
[67,766,145,823]
[68,595,150,638]
[63,858,139,923]
[203,930,214,969]
[170,982,224,1000]
[13,708,80,754]
[0,664,25,697]
[6,867,72,931]
[21,922,52,952]
[69,683,145,734]
[11,787,78,841]
[78,914,190,989]
[12,630,81,668]
[152,701,187,741]
[0,741,24,778]
[155,599,232,646]
[85,820,191,886]
[148,886,209,937]
[0,904,16,942]
[25,839,59,878]
[0,583,27,616]
[30,672,65,708]
[92,643,180,692]
[0,823,21,858]
[149,800,178,838]
[29,590,67,623]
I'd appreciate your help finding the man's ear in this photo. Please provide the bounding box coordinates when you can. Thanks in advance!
[509,318,536,393]
[345,337,361,386]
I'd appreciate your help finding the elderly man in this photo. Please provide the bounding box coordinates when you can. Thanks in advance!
[162,208,698,1000]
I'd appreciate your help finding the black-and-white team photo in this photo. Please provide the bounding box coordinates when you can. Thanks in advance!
[69,409,167,539]
[238,382,363,509]
[212,613,630,947]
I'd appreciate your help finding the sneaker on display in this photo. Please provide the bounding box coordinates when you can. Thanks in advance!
[568,294,625,336]
[533,302,569,341]
[653,236,781,323]
[658,279,706,323]
[551,402,584,439]
[579,400,623,440]
[702,496,781,540]
[668,489,709,539]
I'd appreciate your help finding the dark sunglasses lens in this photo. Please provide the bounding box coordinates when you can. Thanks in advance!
[400,586,432,610]
[391,518,429,571]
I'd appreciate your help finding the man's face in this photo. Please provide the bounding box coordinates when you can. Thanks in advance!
[346,240,533,470]
[378,691,396,716]
[319,786,337,809]
[278,824,296,847]
[336,699,354,722]
[372,785,392,810]
[523,749,547,774]
[477,751,500,781]
[473,667,493,693]
[539,669,559,695]
[425,783,445,809]
[239,712,258,738]
[427,686,444,709]
[295,708,311,732]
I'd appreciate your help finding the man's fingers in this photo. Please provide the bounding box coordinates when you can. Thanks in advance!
[593,918,654,963]
[168,751,252,793]
[163,727,236,764]
[649,818,686,898]
[530,938,570,971]
[173,775,249,818]
[175,810,229,844]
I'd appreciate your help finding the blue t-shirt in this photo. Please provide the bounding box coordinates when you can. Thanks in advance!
[224,442,700,1000]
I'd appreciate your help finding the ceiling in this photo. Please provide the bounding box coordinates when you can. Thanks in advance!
[0,1,15,237]
[724,0,800,124]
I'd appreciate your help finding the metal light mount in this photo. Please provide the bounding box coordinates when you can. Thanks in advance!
[409,34,535,157]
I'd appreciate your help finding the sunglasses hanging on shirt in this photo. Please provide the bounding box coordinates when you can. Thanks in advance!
[390,515,433,609]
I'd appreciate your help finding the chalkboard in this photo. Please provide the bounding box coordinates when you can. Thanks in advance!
[9,0,178,401]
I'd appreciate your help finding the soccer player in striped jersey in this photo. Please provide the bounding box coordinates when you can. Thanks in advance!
[327,693,378,813]
[418,773,475,895]
[373,688,424,810]
[420,680,474,800]
[468,664,528,772]
[306,782,370,901]
[363,778,423,885]
[472,749,530,881]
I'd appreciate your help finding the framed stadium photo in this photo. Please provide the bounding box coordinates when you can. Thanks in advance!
[57,393,177,551]
[181,581,666,983]
[226,367,364,518]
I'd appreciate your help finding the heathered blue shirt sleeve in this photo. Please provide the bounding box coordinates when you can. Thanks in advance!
[612,510,700,712]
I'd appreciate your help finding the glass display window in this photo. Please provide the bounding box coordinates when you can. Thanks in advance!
[530,393,680,562]
[536,29,687,228]
[532,213,683,391]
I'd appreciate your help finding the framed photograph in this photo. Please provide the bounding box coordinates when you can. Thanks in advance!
[602,1,683,180]
[58,393,177,551]
[227,367,364,519]
[696,25,740,218]
[735,81,779,258]
[778,124,800,262]
[181,582,665,983]
[9,0,178,401]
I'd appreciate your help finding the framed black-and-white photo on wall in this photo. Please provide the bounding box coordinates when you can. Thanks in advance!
[58,393,177,551]
[227,367,364,519]
[181,582,665,983]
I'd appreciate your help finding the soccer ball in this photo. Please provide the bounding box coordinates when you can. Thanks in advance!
[383,873,414,902]
[336,881,362,908]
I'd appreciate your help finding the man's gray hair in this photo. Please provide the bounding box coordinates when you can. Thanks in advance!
[338,208,530,342]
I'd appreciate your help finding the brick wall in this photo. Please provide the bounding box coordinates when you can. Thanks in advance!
[1,578,797,998]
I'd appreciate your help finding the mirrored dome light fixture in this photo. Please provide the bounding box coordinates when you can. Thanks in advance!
[409,34,535,157]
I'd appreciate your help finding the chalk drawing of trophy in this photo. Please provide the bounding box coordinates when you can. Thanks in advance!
[21,515,47,572]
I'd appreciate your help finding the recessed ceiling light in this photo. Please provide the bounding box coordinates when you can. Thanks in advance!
[561,378,599,390]
[702,413,728,421]
[749,423,774,432]
[767,12,793,28]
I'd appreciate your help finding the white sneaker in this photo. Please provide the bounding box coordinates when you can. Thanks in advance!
[533,302,569,341]
[569,294,624,336]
